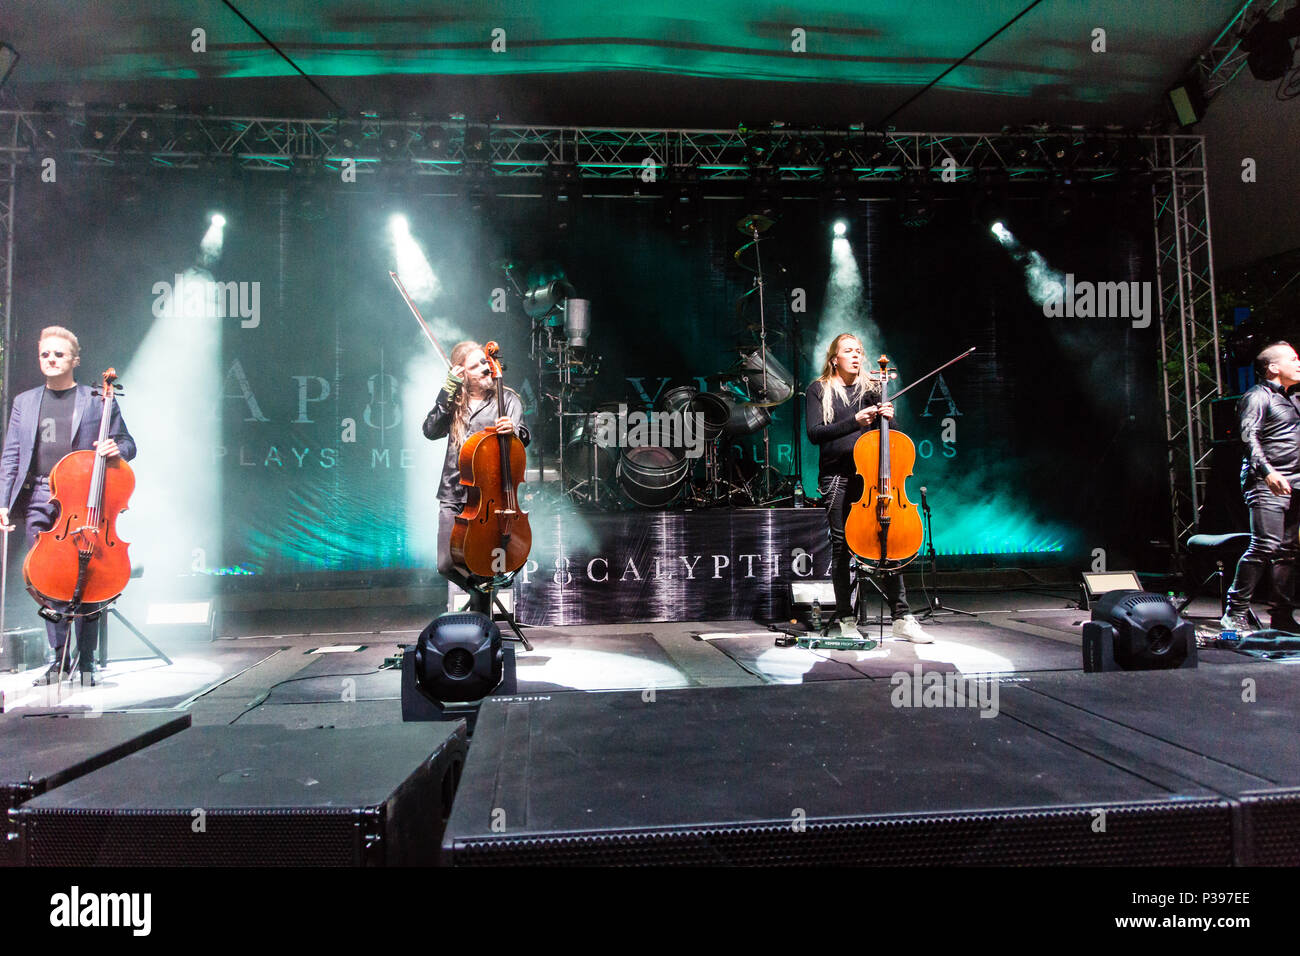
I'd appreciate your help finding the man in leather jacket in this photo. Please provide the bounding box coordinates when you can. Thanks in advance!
[1223,341,1300,633]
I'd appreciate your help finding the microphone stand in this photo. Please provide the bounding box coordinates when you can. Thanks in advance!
[914,485,977,622]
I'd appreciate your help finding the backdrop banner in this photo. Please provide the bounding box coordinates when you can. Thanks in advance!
[514,508,832,625]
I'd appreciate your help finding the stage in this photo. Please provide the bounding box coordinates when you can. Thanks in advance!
[4,579,1298,868]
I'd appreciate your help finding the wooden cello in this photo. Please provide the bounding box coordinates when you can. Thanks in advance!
[844,355,924,570]
[450,342,532,577]
[24,369,135,611]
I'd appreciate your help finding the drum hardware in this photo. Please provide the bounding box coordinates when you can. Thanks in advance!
[733,213,783,502]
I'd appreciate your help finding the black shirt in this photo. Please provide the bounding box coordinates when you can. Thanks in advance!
[34,385,77,477]
[805,378,883,478]
[1239,379,1300,485]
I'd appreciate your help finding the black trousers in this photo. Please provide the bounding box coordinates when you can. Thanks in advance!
[820,474,909,620]
[437,502,491,613]
[1226,483,1300,618]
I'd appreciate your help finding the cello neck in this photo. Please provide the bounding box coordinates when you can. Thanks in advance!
[88,370,118,520]
[876,355,891,490]
[484,342,516,506]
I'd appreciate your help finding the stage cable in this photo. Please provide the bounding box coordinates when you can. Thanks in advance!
[871,0,1047,130]
[220,0,345,114]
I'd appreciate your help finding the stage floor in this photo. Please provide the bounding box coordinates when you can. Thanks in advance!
[0,588,1270,726]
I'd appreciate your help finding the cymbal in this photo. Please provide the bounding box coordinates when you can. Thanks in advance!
[736,214,775,236]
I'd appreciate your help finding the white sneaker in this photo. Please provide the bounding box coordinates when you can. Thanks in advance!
[837,618,860,640]
[892,614,933,643]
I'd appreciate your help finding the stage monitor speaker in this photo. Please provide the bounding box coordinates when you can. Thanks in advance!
[2,712,192,866]
[444,682,1233,865]
[1210,393,1243,444]
[13,723,467,866]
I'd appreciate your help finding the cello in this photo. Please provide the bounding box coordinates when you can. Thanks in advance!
[24,368,135,611]
[844,355,924,569]
[449,342,532,577]
[843,348,976,569]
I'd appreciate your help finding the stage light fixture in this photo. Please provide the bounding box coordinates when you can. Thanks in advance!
[463,125,489,159]
[0,42,18,89]
[1082,590,1197,672]
[832,220,847,237]
[420,123,447,157]
[210,213,226,228]
[379,124,408,159]
[128,118,158,151]
[412,612,505,704]
[335,120,365,154]
[1243,6,1300,82]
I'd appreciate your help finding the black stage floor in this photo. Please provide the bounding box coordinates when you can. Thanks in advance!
[2,587,1295,866]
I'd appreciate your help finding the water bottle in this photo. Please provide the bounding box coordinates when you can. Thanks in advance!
[793,484,805,508]
[810,598,822,631]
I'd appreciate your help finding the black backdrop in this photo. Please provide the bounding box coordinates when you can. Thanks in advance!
[9,165,1165,583]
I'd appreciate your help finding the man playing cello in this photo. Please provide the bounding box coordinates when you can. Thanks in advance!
[0,326,137,683]
[422,340,530,613]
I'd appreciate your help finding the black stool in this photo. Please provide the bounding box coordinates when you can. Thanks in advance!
[1182,532,1262,627]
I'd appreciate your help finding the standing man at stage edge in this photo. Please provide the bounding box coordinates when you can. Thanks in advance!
[0,326,137,683]
[1223,341,1300,634]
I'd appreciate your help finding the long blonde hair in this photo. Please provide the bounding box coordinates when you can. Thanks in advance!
[449,340,492,449]
[815,333,875,424]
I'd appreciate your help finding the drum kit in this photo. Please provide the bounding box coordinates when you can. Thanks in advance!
[516,213,803,510]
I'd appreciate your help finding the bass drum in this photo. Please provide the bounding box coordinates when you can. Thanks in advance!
[692,391,732,441]
[563,403,622,486]
[618,445,689,508]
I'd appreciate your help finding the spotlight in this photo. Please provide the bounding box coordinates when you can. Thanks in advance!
[210,213,226,228]
[1082,590,1197,672]
[832,220,848,237]
[412,612,505,704]
[335,120,365,154]
[420,123,447,158]
[389,212,409,234]
[463,125,489,159]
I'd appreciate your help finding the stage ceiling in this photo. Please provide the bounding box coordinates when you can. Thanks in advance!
[3,1,1249,129]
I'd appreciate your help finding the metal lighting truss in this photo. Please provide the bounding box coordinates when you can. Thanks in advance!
[1193,0,1283,101]
[0,109,1218,546]
[1151,135,1221,553]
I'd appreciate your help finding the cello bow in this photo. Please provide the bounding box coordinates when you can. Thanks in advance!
[389,271,453,369]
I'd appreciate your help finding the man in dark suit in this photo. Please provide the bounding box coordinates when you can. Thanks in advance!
[0,326,137,682]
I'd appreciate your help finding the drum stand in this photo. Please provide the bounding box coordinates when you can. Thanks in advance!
[693,440,751,507]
